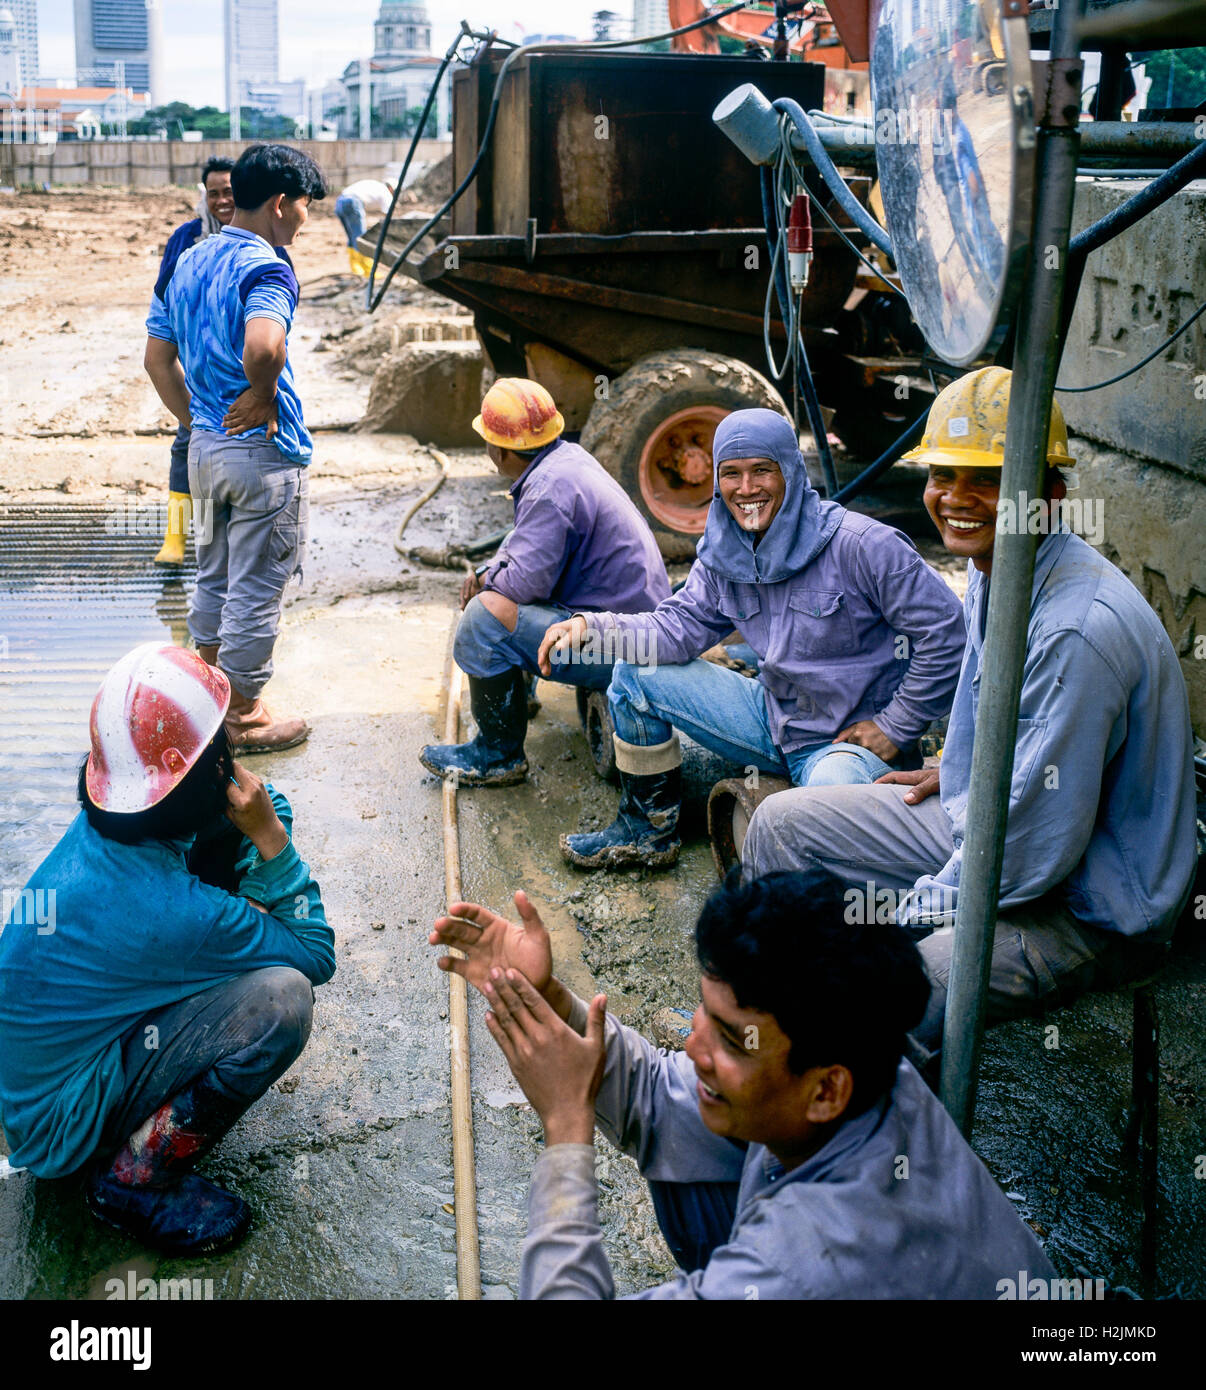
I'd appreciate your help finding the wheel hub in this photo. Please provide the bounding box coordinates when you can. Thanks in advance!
[638,406,728,534]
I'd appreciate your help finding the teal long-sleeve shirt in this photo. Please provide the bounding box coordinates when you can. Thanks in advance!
[0,788,333,1178]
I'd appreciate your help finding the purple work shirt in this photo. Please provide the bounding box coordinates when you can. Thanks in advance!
[479,439,669,613]
[586,505,966,752]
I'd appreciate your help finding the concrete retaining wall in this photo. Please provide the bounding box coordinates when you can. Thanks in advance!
[1062,180,1206,737]
[0,138,451,191]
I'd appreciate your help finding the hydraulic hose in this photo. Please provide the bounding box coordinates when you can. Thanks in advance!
[772,97,894,258]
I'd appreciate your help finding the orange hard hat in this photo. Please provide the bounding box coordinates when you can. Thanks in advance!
[473,378,564,451]
[85,644,231,813]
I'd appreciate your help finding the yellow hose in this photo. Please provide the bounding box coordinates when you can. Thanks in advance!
[440,658,483,1300]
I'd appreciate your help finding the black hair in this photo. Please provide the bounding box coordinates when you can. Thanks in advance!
[695,868,931,1116]
[230,144,327,211]
[78,727,235,846]
[201,156,235,187]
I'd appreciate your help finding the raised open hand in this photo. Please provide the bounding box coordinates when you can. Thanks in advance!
[430,890,553,1000]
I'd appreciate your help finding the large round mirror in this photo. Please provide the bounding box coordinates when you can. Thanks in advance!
[871,0,1035,365]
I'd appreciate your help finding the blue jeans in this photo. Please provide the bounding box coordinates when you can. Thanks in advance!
[169,421,190,493]
[334,194,366,246]
[608,657,894,786]
[453,595,615,692]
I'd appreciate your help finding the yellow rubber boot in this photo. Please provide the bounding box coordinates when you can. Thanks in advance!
[347,246,370,278]
[154,492,192,565]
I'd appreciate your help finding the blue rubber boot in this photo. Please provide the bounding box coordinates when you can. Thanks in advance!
[85,1076,252,1256]
[560,767,682,870]
[419,669,529,787]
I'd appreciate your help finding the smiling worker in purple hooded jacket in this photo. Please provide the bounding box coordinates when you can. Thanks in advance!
[538,408,967,871]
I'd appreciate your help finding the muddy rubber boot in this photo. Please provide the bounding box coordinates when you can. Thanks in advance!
[560,765,682,870]
[153,492,192,566]
[196,643,219,666]
[225,684,311,755]
[419,669,529,787]
[85,1075,253,1256]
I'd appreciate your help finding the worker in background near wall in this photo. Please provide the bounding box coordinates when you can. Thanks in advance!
[430,869,1058,1298]
[419,377,670,788]
[334,176,395,277]
[743,368,1198,1067]
[0,645,333,1256]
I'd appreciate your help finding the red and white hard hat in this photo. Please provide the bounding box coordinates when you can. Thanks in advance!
[85,643,231,813]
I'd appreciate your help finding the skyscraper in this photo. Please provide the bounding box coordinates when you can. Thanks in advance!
[73,0,163,101]
[0,7,21,97]
[5,0,36,88]
[225,0,280,113]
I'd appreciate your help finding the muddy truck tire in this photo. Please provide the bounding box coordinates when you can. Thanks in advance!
[581,350,787,561]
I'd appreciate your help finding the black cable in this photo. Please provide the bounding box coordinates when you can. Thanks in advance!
[1069,142,1206,261]
[782,140,901,294]
[761,162,839,495]
[365,29,461,311]
[772,97,894,257]
[1055,299,1206,393]
[832,410,927,505]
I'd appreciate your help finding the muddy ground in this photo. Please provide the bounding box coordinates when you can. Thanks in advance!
[0,188,1202,1301]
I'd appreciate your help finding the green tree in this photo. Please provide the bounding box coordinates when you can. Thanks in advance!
[1135,48,1206,110]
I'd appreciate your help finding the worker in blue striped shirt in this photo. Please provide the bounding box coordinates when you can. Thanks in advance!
[145,143,327,754]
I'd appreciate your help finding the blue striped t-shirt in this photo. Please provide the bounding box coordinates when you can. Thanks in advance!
[146,225,311,464]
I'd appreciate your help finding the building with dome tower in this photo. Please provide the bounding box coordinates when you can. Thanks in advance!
[338,2,451,140]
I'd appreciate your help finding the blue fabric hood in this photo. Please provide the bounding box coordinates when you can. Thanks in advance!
[695,408,840,584]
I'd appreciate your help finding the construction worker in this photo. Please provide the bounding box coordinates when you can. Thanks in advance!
[0,644,333,1255]
[147,156,236,565]
[333,176,395,277]
[144,142,327,753]
[430,869,1058,1298]
[419,378,670,786]
[743,368,1198,1061]
[539,407,966,870]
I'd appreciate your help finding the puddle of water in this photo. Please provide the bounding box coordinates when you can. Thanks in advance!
[0,503,195,883]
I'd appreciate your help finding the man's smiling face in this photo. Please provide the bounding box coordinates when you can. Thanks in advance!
[717,456,786,535]
[684,974,826,1155]
[923,464,1001,571]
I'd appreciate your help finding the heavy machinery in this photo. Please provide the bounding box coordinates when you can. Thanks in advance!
[370,36,931,559]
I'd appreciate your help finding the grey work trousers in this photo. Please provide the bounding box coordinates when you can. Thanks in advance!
[187,429,308,700]
[97,967,314,1161]
[742,783,1171,1052]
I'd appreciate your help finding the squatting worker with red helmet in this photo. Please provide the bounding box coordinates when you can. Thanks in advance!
[419,378,670,786]
[0,645,333,1256]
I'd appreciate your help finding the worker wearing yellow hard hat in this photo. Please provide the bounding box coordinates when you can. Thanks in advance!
[743,366,1196,1076]
[419,377,670,787]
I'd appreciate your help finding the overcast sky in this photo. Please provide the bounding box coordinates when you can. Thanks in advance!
[36,1,614,104]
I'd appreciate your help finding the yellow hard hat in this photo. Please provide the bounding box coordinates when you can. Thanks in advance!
[902,366,1075,470]
[473,378,565,451]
